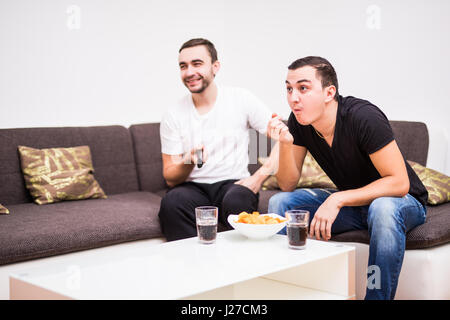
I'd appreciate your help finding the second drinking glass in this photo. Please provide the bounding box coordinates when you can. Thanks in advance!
[195,206,218,244]
[286,210,310,249]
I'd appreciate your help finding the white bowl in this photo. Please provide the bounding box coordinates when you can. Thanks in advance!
[227,213,287,240]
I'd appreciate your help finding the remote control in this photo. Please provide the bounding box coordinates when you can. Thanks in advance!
[196,149,203,168]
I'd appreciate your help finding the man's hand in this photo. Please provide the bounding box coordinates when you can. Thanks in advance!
[162,145,209,188]
[309,193,342,241]
[184,144,208,166]
[234,175,263,194]
[267,113,294,144]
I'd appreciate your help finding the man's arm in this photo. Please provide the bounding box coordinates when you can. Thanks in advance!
[330,140,409,208]
[276,142,307,191]
[310,140,410,241]
[266,114,307,191]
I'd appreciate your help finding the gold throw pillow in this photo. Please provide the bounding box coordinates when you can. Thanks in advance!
[260,152,336,190]
[407,160,450,205]
[18,145,107,205]
[0,204,9,215]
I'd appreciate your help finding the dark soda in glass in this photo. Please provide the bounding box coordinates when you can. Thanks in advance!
[197,221,217,244]
[287,223,308,249]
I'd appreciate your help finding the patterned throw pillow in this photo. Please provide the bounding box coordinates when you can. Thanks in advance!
[407,160,450,205]
[0,204,9,215]
[260,152,336,190]
[18,145,107,205]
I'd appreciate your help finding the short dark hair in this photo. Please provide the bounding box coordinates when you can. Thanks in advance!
[179,38,218,63]
[288,56,339,101]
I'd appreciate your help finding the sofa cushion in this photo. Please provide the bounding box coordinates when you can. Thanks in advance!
[0,125,139,205]
[259,152,337,191]
[407,160,450,205]
[0,204,8,215]
[331,202,450,249]
[0,191,162,265]
[18,145,107,205]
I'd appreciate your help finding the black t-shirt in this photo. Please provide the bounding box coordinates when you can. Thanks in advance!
[288,95,428,207]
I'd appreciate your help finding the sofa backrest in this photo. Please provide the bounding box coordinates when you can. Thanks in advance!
[248,120,429,173]
[129,122,273,189]
[389,121,428,166]
[0,125,140,205]
[0,120,427,204]
[129,120,429,187]
[129,123,166,192]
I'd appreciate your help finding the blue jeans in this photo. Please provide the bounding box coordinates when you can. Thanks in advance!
[268,188,427,300]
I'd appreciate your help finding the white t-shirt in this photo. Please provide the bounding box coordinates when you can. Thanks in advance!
[160,85,272,184]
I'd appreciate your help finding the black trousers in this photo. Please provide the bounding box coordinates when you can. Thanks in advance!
[158,179,259,241]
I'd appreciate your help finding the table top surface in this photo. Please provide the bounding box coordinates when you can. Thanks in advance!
[10,231,354,299]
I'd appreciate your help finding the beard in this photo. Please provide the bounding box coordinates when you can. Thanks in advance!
[183,74,213,94]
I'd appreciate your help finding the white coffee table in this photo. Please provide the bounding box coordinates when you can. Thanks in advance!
[9,230,355,300]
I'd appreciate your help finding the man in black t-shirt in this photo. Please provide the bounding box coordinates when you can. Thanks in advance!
[267,56,428,300]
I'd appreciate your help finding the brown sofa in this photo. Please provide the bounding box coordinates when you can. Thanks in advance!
[0,121,449,266]
[0,125,163,266]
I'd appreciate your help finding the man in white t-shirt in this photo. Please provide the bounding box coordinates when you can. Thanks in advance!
[159,38,274,241]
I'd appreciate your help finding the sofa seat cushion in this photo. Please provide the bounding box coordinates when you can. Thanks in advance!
[331,202,450,249]
[0,192,162,265]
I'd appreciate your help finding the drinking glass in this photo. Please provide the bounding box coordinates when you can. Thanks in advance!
[195,206,218,244]
[286,210,309,249]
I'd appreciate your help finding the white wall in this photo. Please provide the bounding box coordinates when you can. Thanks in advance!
[1,0,449,174]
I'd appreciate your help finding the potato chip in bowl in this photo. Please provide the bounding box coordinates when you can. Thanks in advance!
[227,211,287,239]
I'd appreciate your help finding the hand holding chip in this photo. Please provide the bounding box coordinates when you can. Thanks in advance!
[267,113,293,144]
